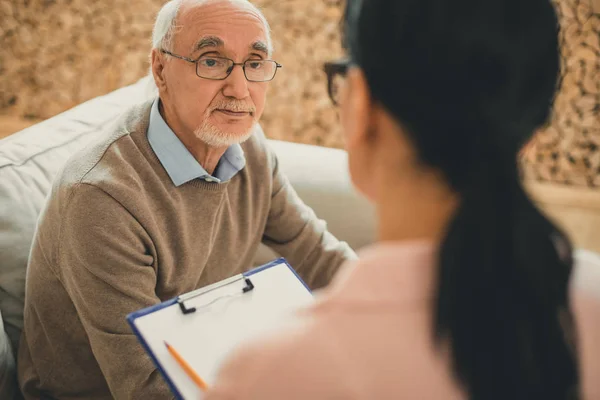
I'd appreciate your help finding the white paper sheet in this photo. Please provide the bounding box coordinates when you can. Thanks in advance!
[132,262,314,400]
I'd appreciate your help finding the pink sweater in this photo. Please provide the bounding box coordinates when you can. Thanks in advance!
[206,241,600,399]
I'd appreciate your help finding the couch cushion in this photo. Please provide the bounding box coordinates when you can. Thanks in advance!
[0,76,156,352]
[250,140,376,265]
[268,140,375,250]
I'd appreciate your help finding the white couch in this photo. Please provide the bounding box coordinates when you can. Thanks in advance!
[0,76,376,398]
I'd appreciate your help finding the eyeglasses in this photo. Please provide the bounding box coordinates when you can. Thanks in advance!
[323,59,350,106]
[161,50,282,82]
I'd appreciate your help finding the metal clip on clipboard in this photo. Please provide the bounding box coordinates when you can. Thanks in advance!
[177,274,255,315]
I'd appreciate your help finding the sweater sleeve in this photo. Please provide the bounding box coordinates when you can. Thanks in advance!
[261,144,357,289]
[57,183,174,399]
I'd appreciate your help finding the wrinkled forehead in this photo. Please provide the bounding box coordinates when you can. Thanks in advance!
[175,0,271,57]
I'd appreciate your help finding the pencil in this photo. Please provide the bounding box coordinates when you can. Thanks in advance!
[164,340,209,391]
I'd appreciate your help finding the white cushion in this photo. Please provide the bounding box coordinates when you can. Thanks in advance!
[252,140,376,265]
[269,139,375,251]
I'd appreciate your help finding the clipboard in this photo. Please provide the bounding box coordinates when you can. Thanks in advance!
[127,258,313,400]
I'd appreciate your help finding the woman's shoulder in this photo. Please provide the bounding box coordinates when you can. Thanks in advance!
[206,311,354,400]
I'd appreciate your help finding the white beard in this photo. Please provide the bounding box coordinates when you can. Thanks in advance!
[194,119,256,148]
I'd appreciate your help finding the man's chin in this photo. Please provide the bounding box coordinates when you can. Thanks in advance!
[194,123,256,148]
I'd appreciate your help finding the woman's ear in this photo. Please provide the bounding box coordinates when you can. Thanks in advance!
[341,67,372,150]
[341,66,380,201]
[151,49,168,92]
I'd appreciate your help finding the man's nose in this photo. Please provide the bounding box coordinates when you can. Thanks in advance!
[222,65,250,99]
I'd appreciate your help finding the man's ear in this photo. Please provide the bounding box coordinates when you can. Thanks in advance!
[151,49,168,92]
[343,67,373,149]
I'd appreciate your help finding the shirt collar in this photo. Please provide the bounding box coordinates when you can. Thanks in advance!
[147,98,246,186]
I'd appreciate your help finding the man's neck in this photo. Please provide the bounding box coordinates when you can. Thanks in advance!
[159,100,227,175]
[188,143,227,175]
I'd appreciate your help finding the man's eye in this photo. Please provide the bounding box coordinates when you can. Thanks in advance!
[200,58,222,68]
[247,61,263,70]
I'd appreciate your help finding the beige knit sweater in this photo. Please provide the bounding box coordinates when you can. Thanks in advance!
[18,101,354,400]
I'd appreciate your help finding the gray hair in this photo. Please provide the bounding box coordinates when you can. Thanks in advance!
[152,0,184,53]
[151,0,273,55]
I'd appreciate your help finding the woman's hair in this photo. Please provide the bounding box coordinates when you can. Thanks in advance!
[343,0,578,399]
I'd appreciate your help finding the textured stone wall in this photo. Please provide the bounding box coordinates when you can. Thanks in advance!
[0,0,161,118]
[521,0,600,187]
[0,0,598,185]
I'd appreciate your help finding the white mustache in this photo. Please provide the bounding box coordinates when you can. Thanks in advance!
[210,101,255,113]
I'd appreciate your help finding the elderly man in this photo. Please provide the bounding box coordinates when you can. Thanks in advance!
[17,0,355,398]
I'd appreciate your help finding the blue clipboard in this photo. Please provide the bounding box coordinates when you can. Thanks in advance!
[127,258,311,400]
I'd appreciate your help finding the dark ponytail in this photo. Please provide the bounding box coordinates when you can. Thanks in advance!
[344,0,579,398]
[436,145,578,400]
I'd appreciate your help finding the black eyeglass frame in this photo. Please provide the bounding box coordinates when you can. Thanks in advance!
[160,49,282,82]
[323,58,351,106]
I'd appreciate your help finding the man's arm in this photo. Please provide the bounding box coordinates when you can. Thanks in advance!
[261,144,357,289]
[58,183,172,399]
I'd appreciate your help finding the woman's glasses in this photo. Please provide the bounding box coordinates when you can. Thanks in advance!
[323,59,350,106]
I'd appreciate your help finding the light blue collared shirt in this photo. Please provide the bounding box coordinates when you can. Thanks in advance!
[147,98,246,186]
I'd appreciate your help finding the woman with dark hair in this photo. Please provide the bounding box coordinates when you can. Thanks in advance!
[206,0,600,398]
